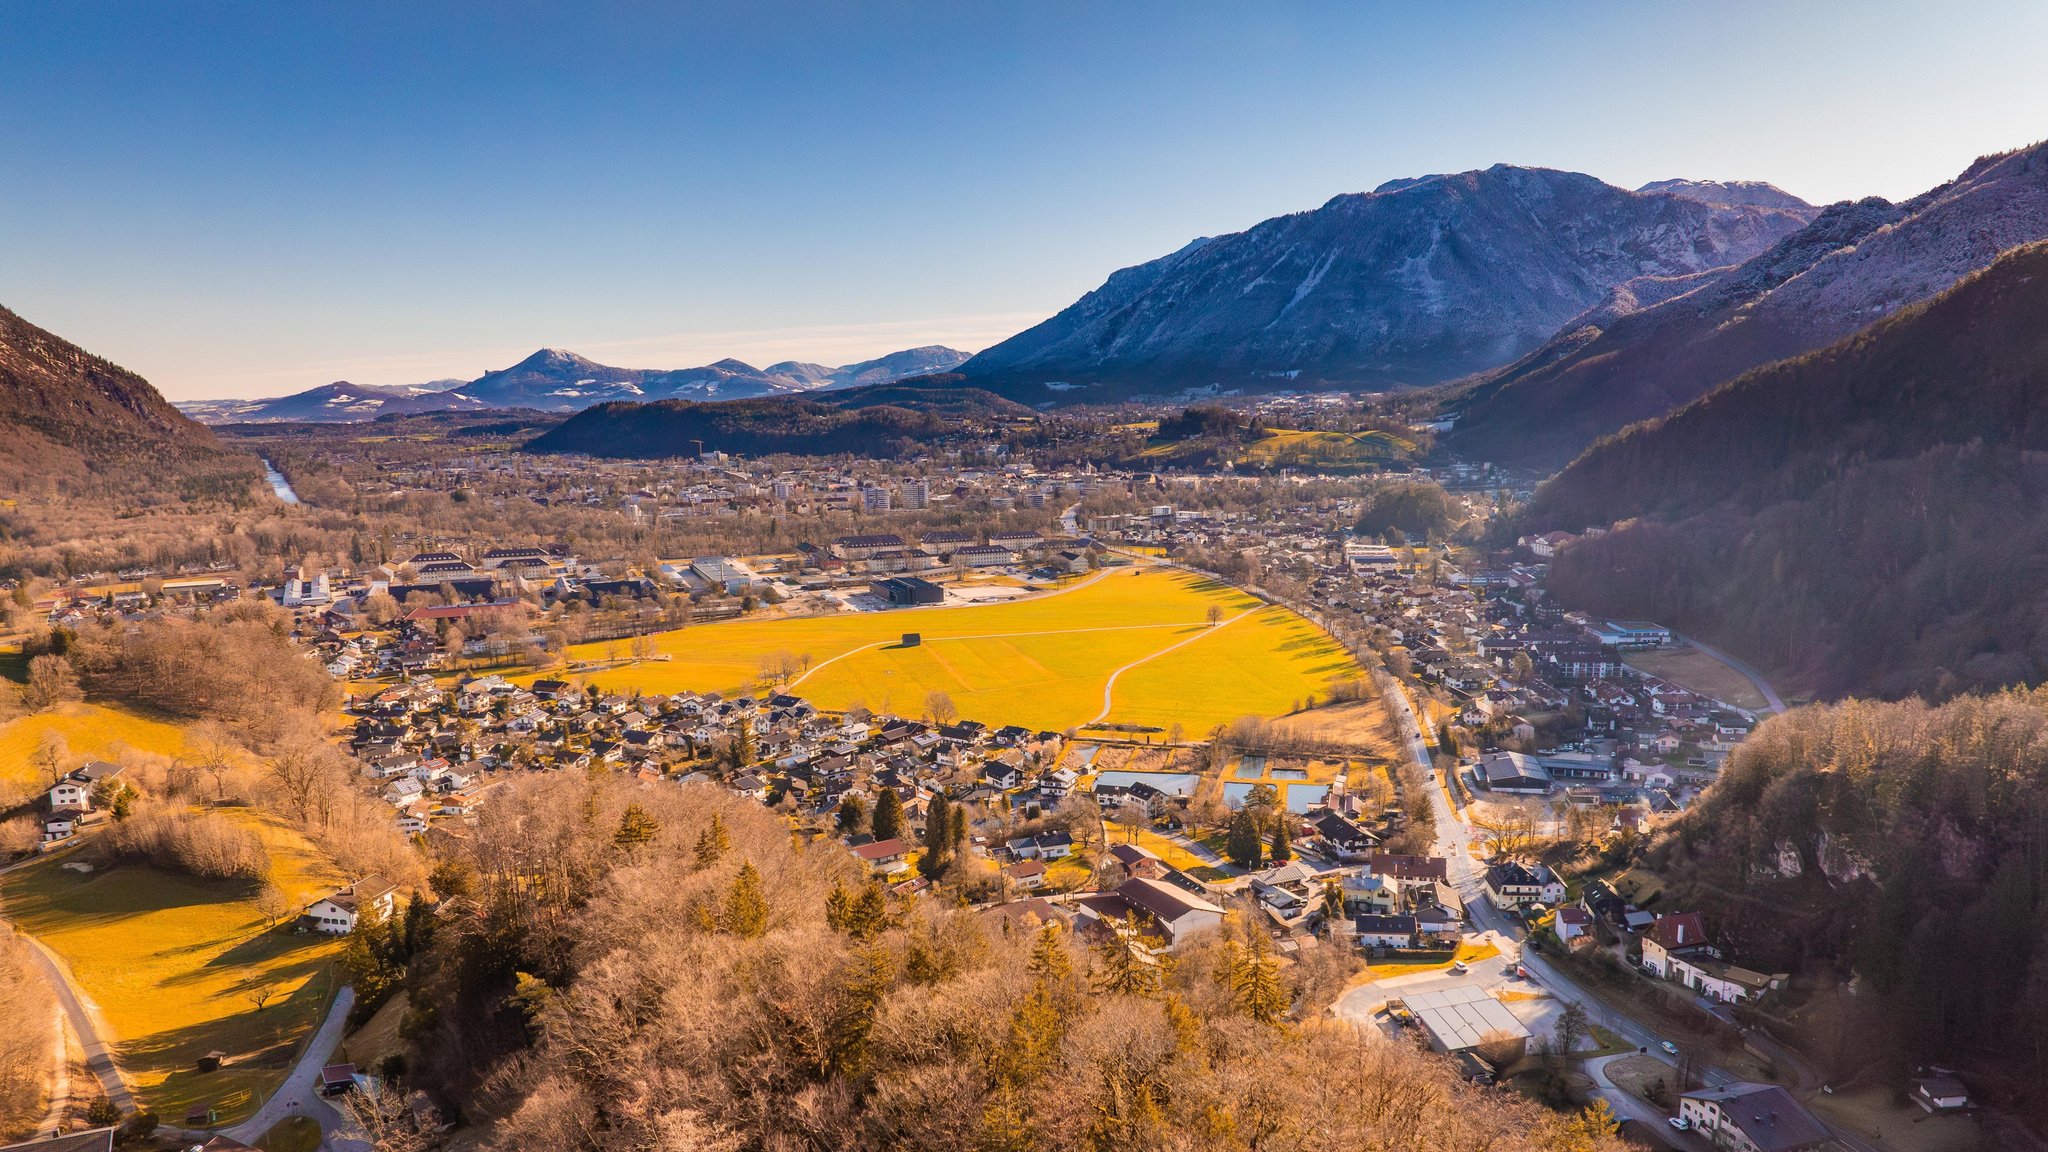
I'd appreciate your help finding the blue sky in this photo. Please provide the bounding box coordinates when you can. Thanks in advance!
[4,2,2045,399]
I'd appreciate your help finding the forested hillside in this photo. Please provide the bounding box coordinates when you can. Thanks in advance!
[522,377,1031,460]
[1531,241,2048,698]
[0,305,259,502]
[1452,139,2048,469]
[393,774,1622,1152]
[1653,691,2048,1125]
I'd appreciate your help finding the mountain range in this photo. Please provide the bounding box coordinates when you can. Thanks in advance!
[1449,140,2048,468]
[1527,240,2048,699]
[957,165,1814,401]
[177,344,971,423]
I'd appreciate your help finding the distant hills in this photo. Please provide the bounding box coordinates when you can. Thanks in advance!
[1527,240,2048,699]
[522,374,1032,459]
[178,344,971,423]
[1450,140,2048,469]
[958,165,1812,401]
[0,305,258,501]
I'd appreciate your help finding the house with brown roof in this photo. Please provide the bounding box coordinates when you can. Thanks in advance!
[305,877,397,934]
[850,837,911,876]
[1078,877,1224,950]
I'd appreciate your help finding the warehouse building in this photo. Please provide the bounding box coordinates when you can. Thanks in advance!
[1400,985,1530,1062]
[871,576,945,606]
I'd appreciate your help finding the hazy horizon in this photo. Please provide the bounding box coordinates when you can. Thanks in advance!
[6,1,2047,400]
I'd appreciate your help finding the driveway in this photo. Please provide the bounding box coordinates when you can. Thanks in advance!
[221,986,368,1152]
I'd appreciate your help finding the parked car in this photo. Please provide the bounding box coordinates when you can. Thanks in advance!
[1451,961,1468,974]
[1668,1117,1690,1131]
[1660,1040,1679,1055]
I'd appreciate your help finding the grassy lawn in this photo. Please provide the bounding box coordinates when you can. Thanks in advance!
[1238,428,1418,470]
[1603,1053,1678,1107]
[1364,940,1501,980]
[1808,1085,1982,1152]
[1579,1024,1635,1058]
[1621,645,1769,713]
[0,808,348,1125]
[257,1115,323,1152]
[1105,824,1211,872]
[536,567,1360,732]
[1044,856,1094,890]
[0,702,199,789]
[1609,867,1665,906]
[337,990,407,1074]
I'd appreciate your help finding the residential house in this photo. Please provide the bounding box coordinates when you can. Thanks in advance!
[47,761,122,812]
[1677,1083,1831,1152]
[305,877,398,934]
[851,838,911,876]
[1354,913,1418,948]
[1081,877,1225,950]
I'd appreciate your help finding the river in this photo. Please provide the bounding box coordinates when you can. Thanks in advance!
[261,458,301,504]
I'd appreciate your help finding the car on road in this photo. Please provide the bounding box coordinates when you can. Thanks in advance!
[1450,960,1468,973]
[1667,1117,1690,1131]
[1660,1040,1679,1055]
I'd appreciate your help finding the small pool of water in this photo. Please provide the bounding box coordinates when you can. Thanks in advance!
[1223,782,1332,812]
[1233,764,1309,780]
[1093,770,1199,796]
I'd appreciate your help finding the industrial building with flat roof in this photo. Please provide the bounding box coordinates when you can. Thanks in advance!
[1400,984,1530,1060]
[871,576,945,606]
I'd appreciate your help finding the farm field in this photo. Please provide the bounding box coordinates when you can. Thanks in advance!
[1238,428,1418,470]
[545,567,1363,732]
[0,702,197,789]
[1621,644,1769,712]
[0,808,348,1125]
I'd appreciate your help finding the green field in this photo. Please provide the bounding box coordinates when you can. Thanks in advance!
[550,567,1361,732]
[0,809,347,1124]
[0,702,200,789]
[1239,428,1418,470]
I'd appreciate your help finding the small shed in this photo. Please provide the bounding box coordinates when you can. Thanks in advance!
[901,633,921,647]
[320,1062,359,1097]
[197,1049,228,1072]
[184,1103,220,1127]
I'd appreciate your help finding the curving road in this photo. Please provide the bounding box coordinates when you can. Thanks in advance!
[220,986,366,1152]
[0,851,134,1121]
[1676,635,1786,715]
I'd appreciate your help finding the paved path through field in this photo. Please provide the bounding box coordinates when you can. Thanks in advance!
[1087,610,1254,726]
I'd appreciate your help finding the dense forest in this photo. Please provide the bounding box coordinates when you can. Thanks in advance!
[525,378,1033,460]
[1532,241,2048,698]
[383,774,1622,1152]
[1653,690,2048,1123]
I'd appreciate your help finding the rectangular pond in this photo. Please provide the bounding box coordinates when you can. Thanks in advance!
[1224,782,1331,812]
[1093,770,1199,796]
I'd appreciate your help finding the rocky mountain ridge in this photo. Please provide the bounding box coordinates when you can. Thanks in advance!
[959,164,1814,401]
[1451,140,2048,468]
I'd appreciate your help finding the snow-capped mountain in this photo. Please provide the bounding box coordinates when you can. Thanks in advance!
[1635,178,1813,212]
[177,381,495,423]
[959,165,1814,399]
[1453,140,2048,468]
[180,345,973,422]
